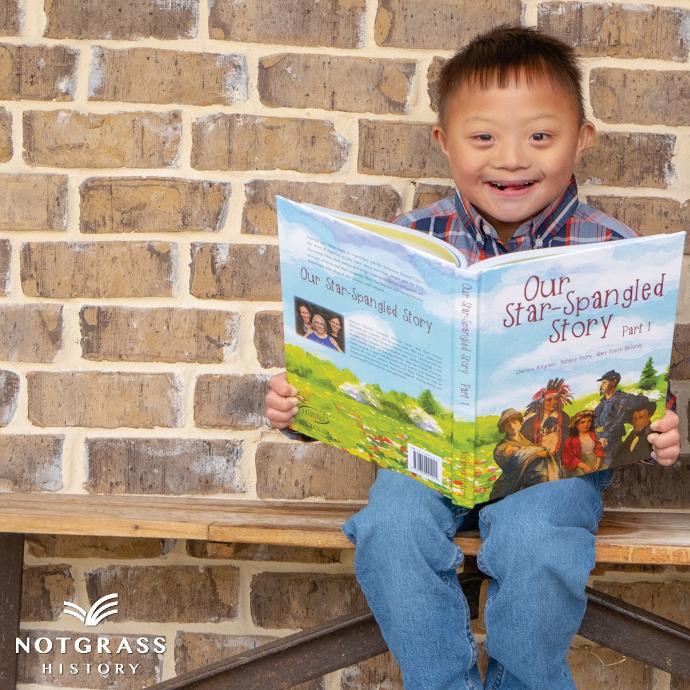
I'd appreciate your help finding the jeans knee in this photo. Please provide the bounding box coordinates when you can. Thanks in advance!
[479,503,596,587]
[343,472,463,576]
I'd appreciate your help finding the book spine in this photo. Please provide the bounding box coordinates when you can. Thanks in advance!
[453,273,480,507]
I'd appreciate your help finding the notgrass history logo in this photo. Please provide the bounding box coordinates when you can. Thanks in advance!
[15,591,166,680]
[63,592,119,626]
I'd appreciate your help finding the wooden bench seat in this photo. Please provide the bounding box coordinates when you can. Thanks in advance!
[1,493,689,689]
[0,492,688,564]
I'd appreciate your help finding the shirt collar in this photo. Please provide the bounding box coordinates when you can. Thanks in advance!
[453,177,580,249]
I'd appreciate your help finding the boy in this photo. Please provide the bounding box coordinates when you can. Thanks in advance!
[266,26,680,690]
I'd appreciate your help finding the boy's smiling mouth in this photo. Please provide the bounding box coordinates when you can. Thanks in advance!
[487,180,537,191]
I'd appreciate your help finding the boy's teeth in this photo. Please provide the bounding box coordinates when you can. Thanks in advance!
[491,181,534,189]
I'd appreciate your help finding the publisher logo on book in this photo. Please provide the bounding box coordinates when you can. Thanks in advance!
[15,592,166,681]
[300,405,329,424]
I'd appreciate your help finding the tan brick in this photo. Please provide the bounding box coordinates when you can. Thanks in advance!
[592,69,690,126]
[0,174,67,232]
[194,374,269,429]
[21,565,74,622]
[427,56,445,112]
[187,540,342,563]
[242,180,401,235]
[259,54,414,114]
[90,47,247,105]
[23,110,181,168]
[254,310,284,369]
[175,632,275,675]
[586,196,690,253]
[359,120,450,178]
[251,572,367,628]
[605,462,690,509]
[27,372,181,428]
[27,534,173,559]
[85,438,244,495]
[192,114,349,172]
[591,581,690,629]
[0,435,63,491]
[413,182,455,208]
[576,132,674,188]
[0,107,11,161]
[0,2,19,35]
[375,0,521,49]
[17,629,163,686]
[209,0,365,48]
[190,243,280,301]
[0,370,19,425]
[671,324,690,379]
[539,3,690,61]
[21,242,175,298]
[86,565,239,622]
[45,0,198,39]
[80,177,230,233]
[80,306,239,363]
[0,44,77,100]
[0,239,8,294]
[255,441,375,500]
[341,653,402,690]
[569,646,652,689]
[0,304,62,362]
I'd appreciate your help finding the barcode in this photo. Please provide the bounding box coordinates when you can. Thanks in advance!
[407,444,443,485]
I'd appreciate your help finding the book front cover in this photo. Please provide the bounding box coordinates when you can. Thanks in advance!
[472,234,684,502]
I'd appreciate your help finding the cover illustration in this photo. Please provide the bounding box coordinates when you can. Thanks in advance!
[277,196,685,508]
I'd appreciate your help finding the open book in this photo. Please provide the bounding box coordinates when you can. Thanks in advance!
[277,196,685,508]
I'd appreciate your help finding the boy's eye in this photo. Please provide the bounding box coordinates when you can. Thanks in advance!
[531,132,550,142]
[473,134,493,143]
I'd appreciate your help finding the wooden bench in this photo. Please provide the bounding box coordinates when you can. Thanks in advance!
[1,493,689,689]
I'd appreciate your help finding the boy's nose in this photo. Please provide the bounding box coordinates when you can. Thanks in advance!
[495,141,529,170]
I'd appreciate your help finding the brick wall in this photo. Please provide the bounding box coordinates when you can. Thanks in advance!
[2,1,689,688]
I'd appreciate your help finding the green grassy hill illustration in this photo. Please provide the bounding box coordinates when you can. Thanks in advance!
[287,343,668,505]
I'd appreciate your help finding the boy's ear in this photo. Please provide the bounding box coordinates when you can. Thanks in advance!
[574,120,596,164]
[432,124,450,157]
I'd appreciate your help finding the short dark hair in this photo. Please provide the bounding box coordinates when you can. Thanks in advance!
[437,25,585,126]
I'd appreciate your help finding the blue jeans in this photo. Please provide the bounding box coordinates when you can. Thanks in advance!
[342,469,612,690]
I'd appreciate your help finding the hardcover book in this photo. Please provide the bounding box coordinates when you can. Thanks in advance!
[277,196,685,508]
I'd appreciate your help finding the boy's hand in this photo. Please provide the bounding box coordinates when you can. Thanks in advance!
[265,373,299,429]
[647,410,681,466]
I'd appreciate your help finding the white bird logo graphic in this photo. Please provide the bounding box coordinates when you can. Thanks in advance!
[62,593,119,626]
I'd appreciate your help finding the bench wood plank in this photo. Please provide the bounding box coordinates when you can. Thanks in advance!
[0,494,688,564]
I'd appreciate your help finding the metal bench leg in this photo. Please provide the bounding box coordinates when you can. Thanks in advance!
[0,533,24,690]
[144,565,486,690]
[144,570,690,689]
[580,586,690,679]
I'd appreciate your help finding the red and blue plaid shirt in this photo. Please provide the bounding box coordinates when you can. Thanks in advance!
[393,176,676,411]
[393,177,637,264]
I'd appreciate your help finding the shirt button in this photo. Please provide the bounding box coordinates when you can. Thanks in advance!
[534,238,543,248]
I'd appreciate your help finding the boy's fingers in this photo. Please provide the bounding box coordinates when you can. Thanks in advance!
[647,428,680,450]
[650,410,679,433]
[650,448,679,466]
[269,372,297,397]
[265,407,298,428]
[265,389,299,412]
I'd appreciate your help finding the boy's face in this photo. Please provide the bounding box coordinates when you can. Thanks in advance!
[433,74,595,242]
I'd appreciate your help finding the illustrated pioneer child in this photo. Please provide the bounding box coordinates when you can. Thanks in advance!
[562,410,606,476]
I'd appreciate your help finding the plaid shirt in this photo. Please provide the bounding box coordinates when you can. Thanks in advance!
[393,177,676,412]
[394,178,638,264]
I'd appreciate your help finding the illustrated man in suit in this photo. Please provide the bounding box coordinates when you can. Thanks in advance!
[612,399,657,467]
